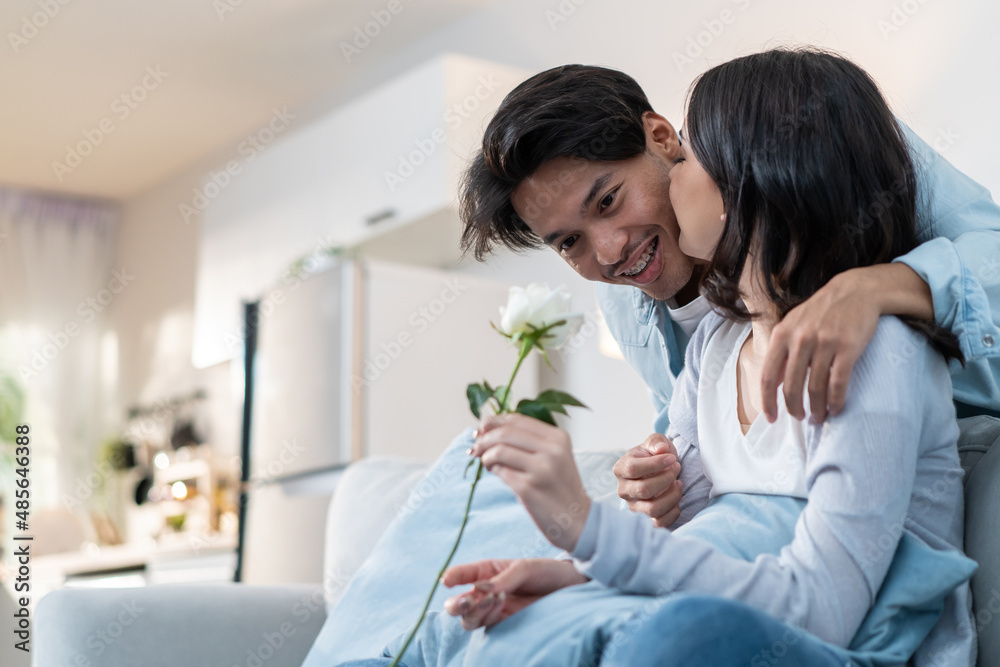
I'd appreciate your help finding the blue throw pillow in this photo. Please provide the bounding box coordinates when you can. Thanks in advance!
[302,428,571,666]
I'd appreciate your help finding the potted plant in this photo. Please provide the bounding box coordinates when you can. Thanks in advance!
[0,374,25,469]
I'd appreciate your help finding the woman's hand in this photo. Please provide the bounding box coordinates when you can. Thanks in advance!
[470,414,591,552]
[442,558,589,630]
[613,433,683,528]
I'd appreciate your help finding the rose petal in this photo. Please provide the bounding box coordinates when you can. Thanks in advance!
[498,283,579,346]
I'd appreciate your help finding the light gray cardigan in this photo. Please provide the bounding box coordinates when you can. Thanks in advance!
[570,312,975,666]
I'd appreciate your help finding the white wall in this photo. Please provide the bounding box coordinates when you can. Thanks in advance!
[341,0,998,192]
[111,149,242,462]
[111,0,1000,460]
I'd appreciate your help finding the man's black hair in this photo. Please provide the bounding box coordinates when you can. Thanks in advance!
[459,64,653,260]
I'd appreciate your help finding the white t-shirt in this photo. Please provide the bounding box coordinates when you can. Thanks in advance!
[696,318,808,499]
[665,295,714,337]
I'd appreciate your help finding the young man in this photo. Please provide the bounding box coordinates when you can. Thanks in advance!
[460,63,1000,527]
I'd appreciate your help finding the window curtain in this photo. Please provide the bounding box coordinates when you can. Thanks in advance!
[0,188,118,567]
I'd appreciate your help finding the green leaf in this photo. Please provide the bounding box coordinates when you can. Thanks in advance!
[515,399,557,426]
[546,402,569,416]
[463,457,476,479]
[535,389,587,409]
[466,382,493,419]
[492,384,508,410]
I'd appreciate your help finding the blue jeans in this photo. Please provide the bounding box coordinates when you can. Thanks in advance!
[337,594,846,667]
[600,594,846,667]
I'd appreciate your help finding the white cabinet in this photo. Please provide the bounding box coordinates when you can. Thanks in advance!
[193,54,530,368]
[241,258,538,585]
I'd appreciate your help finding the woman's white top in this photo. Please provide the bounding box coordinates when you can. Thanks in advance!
[696,319,808,499]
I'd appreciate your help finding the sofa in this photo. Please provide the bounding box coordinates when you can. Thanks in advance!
[34,417,1000,666]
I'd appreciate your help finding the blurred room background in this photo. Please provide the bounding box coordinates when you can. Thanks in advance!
[0,0,996,601]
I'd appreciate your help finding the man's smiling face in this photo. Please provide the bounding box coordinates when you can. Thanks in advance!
[509,113,694,302]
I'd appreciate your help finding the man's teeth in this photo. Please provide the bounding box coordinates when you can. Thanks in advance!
[623,240,656,276]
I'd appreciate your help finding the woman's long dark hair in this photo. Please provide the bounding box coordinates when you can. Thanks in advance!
[687,48,962,363]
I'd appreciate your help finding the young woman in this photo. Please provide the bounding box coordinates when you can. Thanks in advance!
[440,50,978,667]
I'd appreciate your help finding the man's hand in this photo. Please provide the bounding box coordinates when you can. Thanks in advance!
[471,414,591,552]
[443,558,589,630]
[613,433,682,528]
[760,263,933,423]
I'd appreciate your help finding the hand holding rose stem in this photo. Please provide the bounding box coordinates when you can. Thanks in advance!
[388,285,585,666]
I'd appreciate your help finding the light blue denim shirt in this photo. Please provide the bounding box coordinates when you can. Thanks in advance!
[598,123,1000,433]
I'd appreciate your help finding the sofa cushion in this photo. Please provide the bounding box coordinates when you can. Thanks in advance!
[324,457,430,610]
[957,415,1000,478]
[961,417,1000,667]
[303,427,623,666]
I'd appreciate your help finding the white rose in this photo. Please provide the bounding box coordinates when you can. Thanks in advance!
[498,283,584,350]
